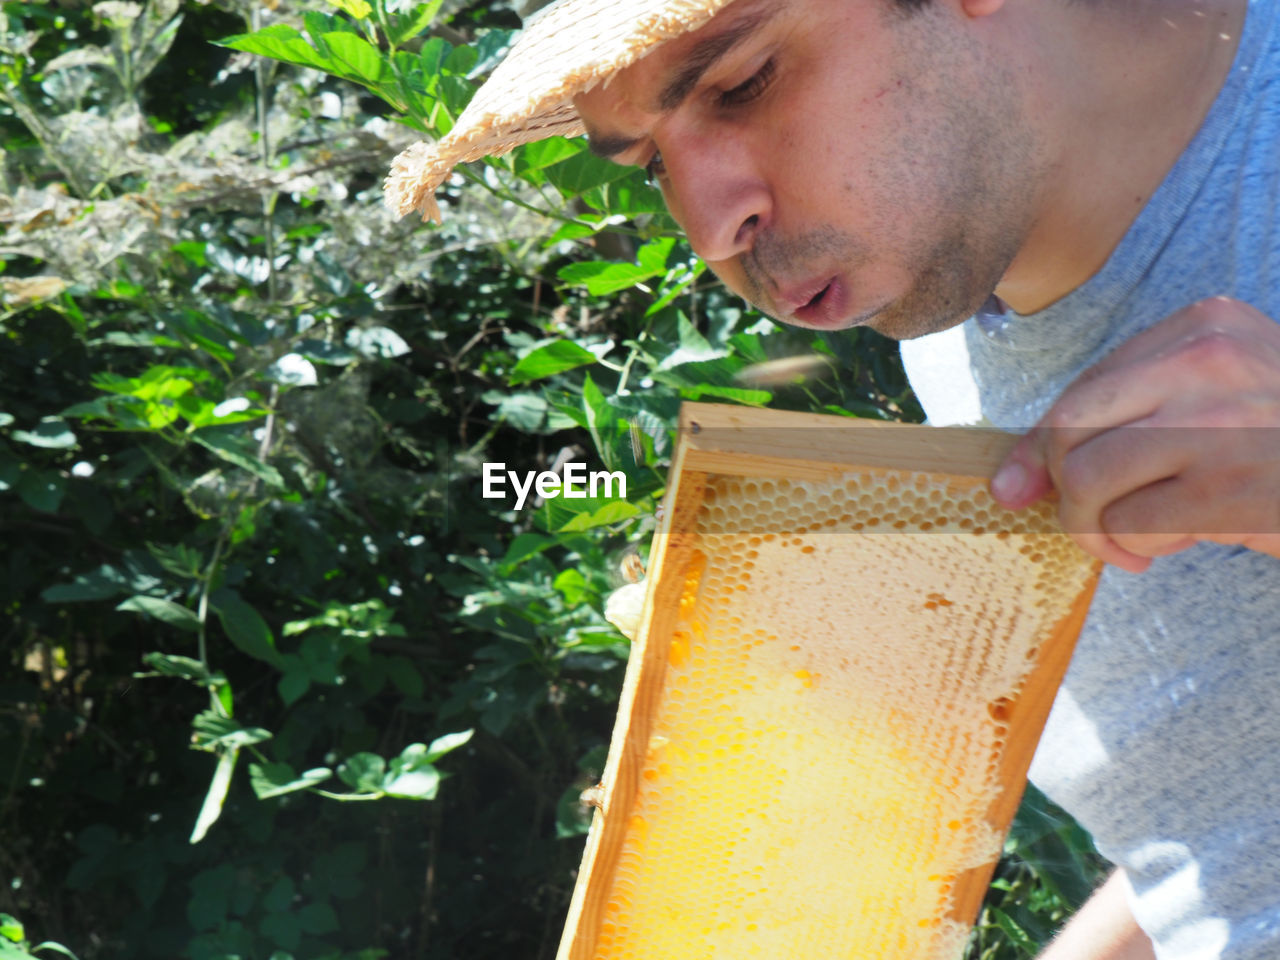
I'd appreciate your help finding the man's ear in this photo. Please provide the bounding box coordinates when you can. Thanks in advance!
[959,0,1006,18]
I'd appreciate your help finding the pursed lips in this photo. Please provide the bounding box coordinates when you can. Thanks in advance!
[774,275,836,317]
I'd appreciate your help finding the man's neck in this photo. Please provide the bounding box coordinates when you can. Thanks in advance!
[994,0,1248,316]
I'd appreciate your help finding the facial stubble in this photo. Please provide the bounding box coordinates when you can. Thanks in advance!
[740,11,1043,341]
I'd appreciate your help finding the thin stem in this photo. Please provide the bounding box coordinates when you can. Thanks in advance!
[251,6,278,304]
[313,789,385,802]
[196,529,229,713]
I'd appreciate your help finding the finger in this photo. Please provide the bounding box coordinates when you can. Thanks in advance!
[1098,475,1203,558]
[1039,424,1187,572]
[1070,531,1153,574]
[1053,423,1187,521]
[1103,461,1280,546]
[991,432,1055,509]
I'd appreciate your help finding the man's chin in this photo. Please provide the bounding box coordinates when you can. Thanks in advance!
[866,289,996,341]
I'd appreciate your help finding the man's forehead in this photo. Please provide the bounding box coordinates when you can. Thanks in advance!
[578,0,784,158]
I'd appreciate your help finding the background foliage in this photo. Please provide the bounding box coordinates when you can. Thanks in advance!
[0,1,1106,958]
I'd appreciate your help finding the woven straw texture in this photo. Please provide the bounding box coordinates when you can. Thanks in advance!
[383,0,741,222]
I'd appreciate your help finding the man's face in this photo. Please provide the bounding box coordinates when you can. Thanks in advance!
[574,0,1043,340]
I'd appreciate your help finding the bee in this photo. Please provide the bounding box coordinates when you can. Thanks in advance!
[619,550,646,584]
[580,783,606,810]
[734,354,834,388]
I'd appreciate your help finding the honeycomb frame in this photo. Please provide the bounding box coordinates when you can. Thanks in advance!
[557,403,1102,960]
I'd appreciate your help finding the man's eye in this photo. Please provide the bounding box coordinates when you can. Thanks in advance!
[718,58,776,107]
[645,151,666,184]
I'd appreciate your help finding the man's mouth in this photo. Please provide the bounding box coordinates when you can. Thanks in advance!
[804,284,831,309]
[776,276,835,316]
[785,276,850,328]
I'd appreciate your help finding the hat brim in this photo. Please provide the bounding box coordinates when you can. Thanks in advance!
[383,0,741,223]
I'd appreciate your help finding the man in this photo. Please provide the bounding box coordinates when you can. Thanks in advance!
[386,0,1280,956]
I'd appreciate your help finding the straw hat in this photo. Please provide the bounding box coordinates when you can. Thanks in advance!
[383,0,742,223]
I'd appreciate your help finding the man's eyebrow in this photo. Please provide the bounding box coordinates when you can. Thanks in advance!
[656,4,778,112]
[586,132,642,161]
[582,1,780,161]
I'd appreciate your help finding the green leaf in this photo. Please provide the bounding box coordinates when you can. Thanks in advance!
[278,669,310,706]
[264,354,318,387]
[116,595,200,632]
[424,728,473,763]
[486,392,547,432]
[337,753,386,792]
[558,237,675,296]
[262,876,296,915]
[191,712,272,751]
[543,151,632,196]
[192,430,284,488]
[326,0,371,18]
[139,653,210,681]
[146,541,205,579]
[297,339,356,366]
[386,0,443,46]
[0,915,23,943]
[29,943,80,960]
[385,657,423,697]
[249,762,332,800]
[297,902,339,935]
[677,383,771,405]
[211,588,283,668]
[189,748,238,844]
[557,499,641,533]
[584,171,667,216]
[417,35,452,77]
[989,907,1039,957]
[11,418,76,449]
[260,911,301,951]
[645,258,707,316]
[509,340,598,385]
[580,375,613,468]
[557,261,654,297]
[514,136,584,174]
[346,325,410,358]
[17,472,65,513]
[217,24,335,73]
[380,743,440,799]
[30,944,80,960]
[657,311,728,370]
[498,533,553,570]
[555,783,593,838]
[552,568,592,605]
[41,565,138,603]
[468,28,514,77]
[322,31,393,88]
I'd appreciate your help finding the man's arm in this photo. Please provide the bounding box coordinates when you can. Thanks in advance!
[1039,871,1155,960]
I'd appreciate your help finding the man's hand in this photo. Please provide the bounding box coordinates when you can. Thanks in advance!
[990,297,1280,572]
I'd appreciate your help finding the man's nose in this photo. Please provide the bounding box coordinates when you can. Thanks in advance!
[662,135,770,263]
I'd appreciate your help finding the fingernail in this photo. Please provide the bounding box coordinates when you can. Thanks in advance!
[991,461,1027,502]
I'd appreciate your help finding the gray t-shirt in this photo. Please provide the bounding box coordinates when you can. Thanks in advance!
[900,4,1280,958]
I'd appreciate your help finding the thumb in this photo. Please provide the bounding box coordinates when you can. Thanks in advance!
[991,431,1054,509]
